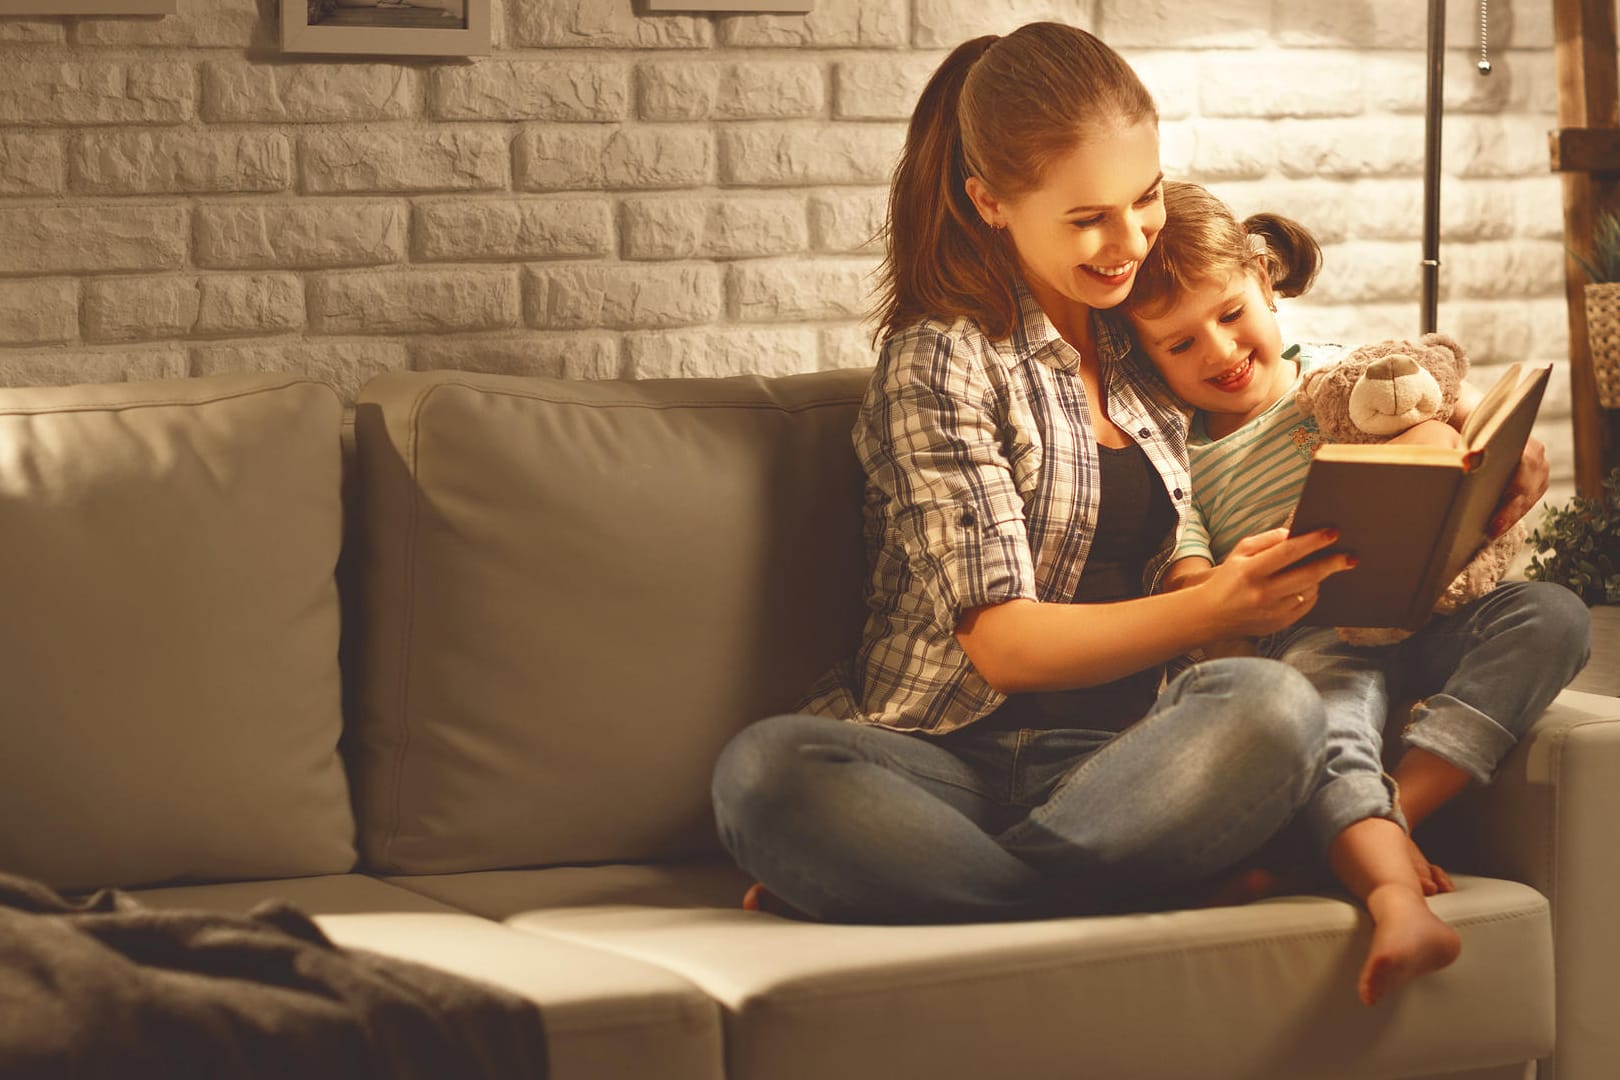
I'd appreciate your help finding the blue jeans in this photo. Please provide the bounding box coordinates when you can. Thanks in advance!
[711,658,1326,924]
[1260,580,1591,853]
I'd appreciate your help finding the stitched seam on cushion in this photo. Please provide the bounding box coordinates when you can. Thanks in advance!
[753,904,1553,1003]
[0,377,331,417]
[378,383,434,870]
[532,900,1548,1006]
[422,374,865,414]
[1544,723,1566,917]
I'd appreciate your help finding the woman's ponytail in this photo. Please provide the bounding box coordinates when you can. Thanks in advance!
[874,35,1019,343]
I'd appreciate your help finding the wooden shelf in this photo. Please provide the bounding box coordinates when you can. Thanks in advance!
[1552,0,1620,495]
[1551,127,1620,172]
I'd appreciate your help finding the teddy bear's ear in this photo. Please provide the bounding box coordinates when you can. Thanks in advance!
[1419,332,1470,376]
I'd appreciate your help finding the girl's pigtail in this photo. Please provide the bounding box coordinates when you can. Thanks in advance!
[1244,212,1322,299]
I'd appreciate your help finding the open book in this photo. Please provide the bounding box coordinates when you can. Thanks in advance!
[1288,361,1552,630]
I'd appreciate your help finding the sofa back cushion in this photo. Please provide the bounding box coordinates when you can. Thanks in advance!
[350,369,868,874]
[0,374,356,891]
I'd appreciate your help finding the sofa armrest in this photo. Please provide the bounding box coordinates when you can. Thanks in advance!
[1422,689,1620,1080]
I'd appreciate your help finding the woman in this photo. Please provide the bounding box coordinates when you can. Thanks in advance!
[712,24,1537,955]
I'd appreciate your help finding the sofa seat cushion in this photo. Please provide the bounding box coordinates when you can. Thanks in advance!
[379,860,756,916]
[433,871,1551,1080]
[0,374,354,891]
[349,368,870,875]
[131,874,724,1080]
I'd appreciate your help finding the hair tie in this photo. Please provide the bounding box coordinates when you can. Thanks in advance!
[1247,233,1268,257]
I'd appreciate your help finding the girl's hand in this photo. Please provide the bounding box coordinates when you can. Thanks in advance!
[1196,527,1357,639]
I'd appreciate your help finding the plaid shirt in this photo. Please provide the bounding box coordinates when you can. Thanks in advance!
[801,286,1193,734]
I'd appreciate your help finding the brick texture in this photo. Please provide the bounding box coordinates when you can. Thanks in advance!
[0,0,1580,490]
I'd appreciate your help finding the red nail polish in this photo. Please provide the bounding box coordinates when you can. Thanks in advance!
[1346,555,1360,568]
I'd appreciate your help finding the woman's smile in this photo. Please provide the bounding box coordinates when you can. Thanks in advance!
[1080,260,1137,286]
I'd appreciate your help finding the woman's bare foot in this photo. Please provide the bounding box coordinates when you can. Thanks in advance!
[1358,884,1461,1006]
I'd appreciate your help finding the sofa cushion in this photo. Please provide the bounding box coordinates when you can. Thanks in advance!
[0,374,354,890]
[349,369,869,874]
[132,874,725,1080]
[490,873,1551,1080]
[380,859,755,916]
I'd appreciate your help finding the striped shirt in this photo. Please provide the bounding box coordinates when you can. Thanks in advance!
[799,284,1194,735]
[1175,343,1344,564]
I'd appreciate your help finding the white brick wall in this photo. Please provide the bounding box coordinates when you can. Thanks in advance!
[0,0,1580,493]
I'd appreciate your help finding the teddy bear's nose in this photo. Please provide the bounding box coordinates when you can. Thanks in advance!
[1364,354,1422,383]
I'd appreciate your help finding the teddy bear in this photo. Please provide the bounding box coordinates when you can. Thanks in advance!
[1293,332,1524,646]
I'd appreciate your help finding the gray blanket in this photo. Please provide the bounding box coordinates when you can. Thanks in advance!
[0,873,548,1080]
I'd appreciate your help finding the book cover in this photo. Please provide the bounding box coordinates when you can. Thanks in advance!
[1289,363,1551,629]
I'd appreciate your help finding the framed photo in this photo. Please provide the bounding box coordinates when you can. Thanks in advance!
[643,1,810,8]
[0,0,176,11]
[282,0,490,57]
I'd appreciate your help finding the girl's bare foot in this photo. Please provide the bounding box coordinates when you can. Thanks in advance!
[1358,884,1461,1006]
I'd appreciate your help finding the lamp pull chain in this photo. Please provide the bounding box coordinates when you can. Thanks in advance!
[1477,0,1492,74]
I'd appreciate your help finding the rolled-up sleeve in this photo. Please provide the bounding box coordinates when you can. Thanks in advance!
[858,327,1037,636]
[1172,499,1214,565]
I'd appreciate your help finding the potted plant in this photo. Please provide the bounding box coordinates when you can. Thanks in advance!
[1572,210,1620,409]
[1528,467,1620,603]
[1527,466,1620,695]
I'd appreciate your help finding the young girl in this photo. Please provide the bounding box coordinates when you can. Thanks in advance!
[1125,179,1592,1003]
[716,19,1362,974]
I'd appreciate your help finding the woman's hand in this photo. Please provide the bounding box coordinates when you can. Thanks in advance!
[1489,435,1549,537]
[1195,527,1357,639]
[956,529,1352,694]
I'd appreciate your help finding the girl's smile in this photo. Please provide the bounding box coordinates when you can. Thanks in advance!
[1208,354,1255,391]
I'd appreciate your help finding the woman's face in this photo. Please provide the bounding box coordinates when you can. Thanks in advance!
[967,120,1165,320]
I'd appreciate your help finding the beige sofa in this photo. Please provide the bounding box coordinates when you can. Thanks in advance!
[1,367,1615,1080]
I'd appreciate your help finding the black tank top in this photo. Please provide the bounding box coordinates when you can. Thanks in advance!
[979,441,1177,733]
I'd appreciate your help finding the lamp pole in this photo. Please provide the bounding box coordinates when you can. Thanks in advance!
[1420,0,1445,335]
[1423,1,1493,335]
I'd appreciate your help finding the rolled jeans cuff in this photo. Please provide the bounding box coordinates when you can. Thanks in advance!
[1306,771,1406,856]
[1403,694,1517,786]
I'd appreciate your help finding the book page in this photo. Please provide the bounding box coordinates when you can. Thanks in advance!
[1311,443,1464,467]
[1460,361,1526,448]
[1427,363,1550,589]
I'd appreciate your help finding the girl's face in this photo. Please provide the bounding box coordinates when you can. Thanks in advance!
[1128,266,1292,438]
[966,120,1165,322]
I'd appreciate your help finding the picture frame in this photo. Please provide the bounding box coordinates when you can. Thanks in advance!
[641,0,811,9]
[0,0,177,12]
[281,0,490,57]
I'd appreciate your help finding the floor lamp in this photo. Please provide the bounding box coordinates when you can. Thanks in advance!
[1423,0,1493,334]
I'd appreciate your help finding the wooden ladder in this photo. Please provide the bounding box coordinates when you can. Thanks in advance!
[1551,0,1620,494]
